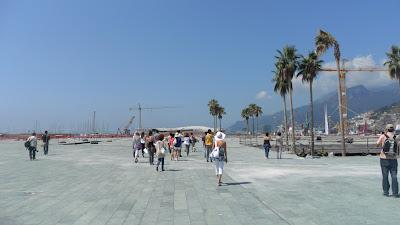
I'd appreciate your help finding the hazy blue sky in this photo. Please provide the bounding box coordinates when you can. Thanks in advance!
[0,0,399,133]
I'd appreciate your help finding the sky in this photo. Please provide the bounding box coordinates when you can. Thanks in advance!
[0,0,399,133]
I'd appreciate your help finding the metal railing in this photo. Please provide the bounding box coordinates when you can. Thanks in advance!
[237,134,383,156]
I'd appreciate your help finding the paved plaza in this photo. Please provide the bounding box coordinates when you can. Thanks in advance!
[0,138,398,225]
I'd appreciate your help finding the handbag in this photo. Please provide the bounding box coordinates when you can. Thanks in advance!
[210,147,219,158]
[161,147,166,155]
[143,148,149,154]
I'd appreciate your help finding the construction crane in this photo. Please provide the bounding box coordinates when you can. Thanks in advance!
[320,62,388,156]
[118,116,135,135]
[129,103,181,130]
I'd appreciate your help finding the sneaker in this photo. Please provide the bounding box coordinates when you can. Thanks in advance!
[393,194,400,198]
[383,193,389,197]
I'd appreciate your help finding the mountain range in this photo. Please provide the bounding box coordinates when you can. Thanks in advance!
[228,83,400,132]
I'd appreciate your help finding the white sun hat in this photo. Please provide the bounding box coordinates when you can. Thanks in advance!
[214,131,226,141]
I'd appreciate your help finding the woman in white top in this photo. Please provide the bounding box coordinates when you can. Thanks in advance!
[132,132,141,163]
[183,133,191,157]
[275,132,283,159]
[211,132,227,186]
[155,134,166,171]
[26,133,38,161]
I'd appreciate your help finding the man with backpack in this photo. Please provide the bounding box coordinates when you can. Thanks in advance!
[173,130,183,160]
[42,131,50,155]
[376,124,399,198]
[26,132,38,161]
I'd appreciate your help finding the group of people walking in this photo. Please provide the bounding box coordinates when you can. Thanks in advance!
[25,131,51,160]
[132,130,200,171]
[262,132,284,159]
[132,129,228,186]
[23,126,398,196]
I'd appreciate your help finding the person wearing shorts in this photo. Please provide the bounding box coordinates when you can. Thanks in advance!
[174,131,183,161]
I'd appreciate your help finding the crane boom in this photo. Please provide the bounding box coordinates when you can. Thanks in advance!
[118,116,135,135]
[320,67,388,72]
[123,116,135,130]
[129,103,181,130]
[319,66,389,154]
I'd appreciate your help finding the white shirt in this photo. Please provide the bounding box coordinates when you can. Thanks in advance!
[27,136,37,148]
[183,137,190,145]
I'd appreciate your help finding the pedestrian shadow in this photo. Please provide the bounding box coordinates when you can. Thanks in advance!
[165,169,181,172]
[134,161,151,164]
[270,157,295,160]
[223,182,251,186]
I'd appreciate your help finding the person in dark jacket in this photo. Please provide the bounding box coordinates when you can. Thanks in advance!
[42,131,50,155]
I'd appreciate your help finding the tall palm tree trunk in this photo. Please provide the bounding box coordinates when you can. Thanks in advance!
[282,95,289,149]
[215,116,218,131]
[252,116,255,135]
[219,118,222,130]
[336,59,346,157]
[256,116,259,134]
[214,116,217,132]
[309,81,314,157]
[246,119,249,134]
[289,89,296,153]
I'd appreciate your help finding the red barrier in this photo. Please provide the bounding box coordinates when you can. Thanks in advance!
[0,133,132,141]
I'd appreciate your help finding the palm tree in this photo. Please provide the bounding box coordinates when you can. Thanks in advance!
[249,105,263,134]
[384,45,400,87]
[241,108,250,134]
[315,29,346,156]
[217,106,226,131]
[255,105,263,134]
[208,99,219,132]
[273,69,289,148]
[248,104,258,135]
[297,52,323,157]
[275,46,298,153]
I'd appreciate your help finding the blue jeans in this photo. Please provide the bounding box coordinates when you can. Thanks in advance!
[205,145,212,162]
[263,144,270,158]
[28,147,36,160]
[43,143,49,155]
[148,146,155,165]
[157,158,164,171]
[380,159,398,195]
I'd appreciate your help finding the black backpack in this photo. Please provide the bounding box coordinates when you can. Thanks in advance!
[174,137,182,147]
[24,140,31,148]
[383,134,398,157]
[218,147,225,159]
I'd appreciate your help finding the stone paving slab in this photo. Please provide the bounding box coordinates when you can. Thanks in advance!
[0,138,399,225]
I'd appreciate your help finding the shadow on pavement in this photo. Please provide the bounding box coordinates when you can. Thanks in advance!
[165,169,182,172]
[223,182,251,186]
